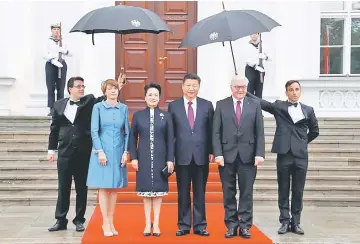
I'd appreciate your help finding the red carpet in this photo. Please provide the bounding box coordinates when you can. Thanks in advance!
[81,204,273,244]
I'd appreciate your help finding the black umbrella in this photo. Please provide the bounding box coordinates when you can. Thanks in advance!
[179,7,281,75]
[70,4,172,72]
[70,4,172,44]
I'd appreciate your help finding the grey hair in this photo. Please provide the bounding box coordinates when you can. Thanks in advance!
[230,75,249,86]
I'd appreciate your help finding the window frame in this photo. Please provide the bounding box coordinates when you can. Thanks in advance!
[320,1,360,76]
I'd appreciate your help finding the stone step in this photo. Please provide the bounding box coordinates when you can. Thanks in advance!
[1,155,359,166]
[0,193,358,207]
[0,173,358,185]
[2,147,360,157]
[2,130,360,140]
[0,183,358,197]
[1,164,360,176]
[2,139,360,150]
[1,116,360,124]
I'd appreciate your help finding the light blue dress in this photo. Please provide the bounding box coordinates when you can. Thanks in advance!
[87,101,130,188]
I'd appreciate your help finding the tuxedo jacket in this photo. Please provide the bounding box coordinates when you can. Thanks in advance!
[247,93,319,159]
[48,94,104,157]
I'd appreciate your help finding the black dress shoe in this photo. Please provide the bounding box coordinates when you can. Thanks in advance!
[239,228,251,238]
[291,224,304,235]
[194,229,210,236]
[278,222,290,234]
[225,228,237,238]
[152,233,161,237]
[176,230,190,236]
[48,220,68,232]
[75,222,85,232]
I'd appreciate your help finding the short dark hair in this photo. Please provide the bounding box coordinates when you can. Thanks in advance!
[285,80,301,90]
[67,76,84,94]
[144,82,162,96]
[183,73,201,84]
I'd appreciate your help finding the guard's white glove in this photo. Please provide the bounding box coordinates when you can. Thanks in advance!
[259,53,267,60]
[51,59,63,68]
[255,65,265,73]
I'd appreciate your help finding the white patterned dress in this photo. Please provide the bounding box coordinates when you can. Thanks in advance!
[136,108,168,198]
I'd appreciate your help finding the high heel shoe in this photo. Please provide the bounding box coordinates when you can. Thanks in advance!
[152,224,161,237]
[143,223,151,237]
[110,224,118,236]
[102,226,114,237]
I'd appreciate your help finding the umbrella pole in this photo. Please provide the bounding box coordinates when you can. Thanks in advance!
[229,41,238,75]
[92,31,95,45]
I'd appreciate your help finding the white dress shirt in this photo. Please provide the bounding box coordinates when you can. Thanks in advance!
[288,102,305,123]
[244,41,270,70]
[43,37,72,62]
[183,96,197,120]
[232,96,244,113]
[48,99,79,155]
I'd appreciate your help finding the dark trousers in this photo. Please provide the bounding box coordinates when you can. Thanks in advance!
[55,150,90,225]
[45,61,67,108]
[218,154,257,230]
[245,65,265,99]
[276,151,308,225]
[176,158,209,231]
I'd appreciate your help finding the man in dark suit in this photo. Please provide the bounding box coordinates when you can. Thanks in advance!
[168,73,214,237]
[246,80,319,235]
[212,75,265,239]
[47,75,126,232]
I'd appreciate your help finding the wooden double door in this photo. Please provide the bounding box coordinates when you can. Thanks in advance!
[115,1,198,113]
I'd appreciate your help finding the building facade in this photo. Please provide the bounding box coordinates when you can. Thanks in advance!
[0,1,359,116]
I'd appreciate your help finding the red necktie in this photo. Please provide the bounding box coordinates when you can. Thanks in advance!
[188,101,194,129]
[236,101,242,125]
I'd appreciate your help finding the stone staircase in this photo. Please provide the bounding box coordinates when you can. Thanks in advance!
[0,116,359,206]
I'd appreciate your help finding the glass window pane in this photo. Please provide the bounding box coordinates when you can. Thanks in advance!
[352,1,360,10]
[320,18,344,45]
[351,18,360,45]
[320,1,345,11]
[351,47,360,74]
[320,47,343,74]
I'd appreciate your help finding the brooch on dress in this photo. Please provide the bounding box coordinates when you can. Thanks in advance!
[159,113,164,121]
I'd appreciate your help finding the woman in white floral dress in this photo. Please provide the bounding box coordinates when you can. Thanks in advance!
[128,83,175,237]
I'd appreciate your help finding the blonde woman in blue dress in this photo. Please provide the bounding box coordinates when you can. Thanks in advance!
[87,79,130,237]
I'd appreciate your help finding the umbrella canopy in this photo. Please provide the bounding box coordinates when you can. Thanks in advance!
[179,9,280,48]
[70,4,172,44]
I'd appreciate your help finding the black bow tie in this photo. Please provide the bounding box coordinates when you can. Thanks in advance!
[70,100,81,106]
[287,101,298,107]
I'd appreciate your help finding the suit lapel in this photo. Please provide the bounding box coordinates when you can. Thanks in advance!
[239,97,250,129]
[193,98,202,129]
[58,98,69,116]
[299,103,308,120]
[226,97,238,128]
[73,96,88,123]
[281,101,295,124]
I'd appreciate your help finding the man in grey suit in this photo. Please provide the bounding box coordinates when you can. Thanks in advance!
[212,75,265,239]
[168,73,214,237]
[247,80,319,235]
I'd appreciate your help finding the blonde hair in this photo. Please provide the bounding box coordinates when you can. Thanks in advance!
[101,79,119,94]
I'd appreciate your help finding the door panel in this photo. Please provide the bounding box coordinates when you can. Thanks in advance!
[115,1,197,112]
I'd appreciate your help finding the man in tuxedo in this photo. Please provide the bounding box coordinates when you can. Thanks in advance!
[246,80,319,235]
[47,75,125,232]
[168,73,214,236]
[212,75,265,239]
